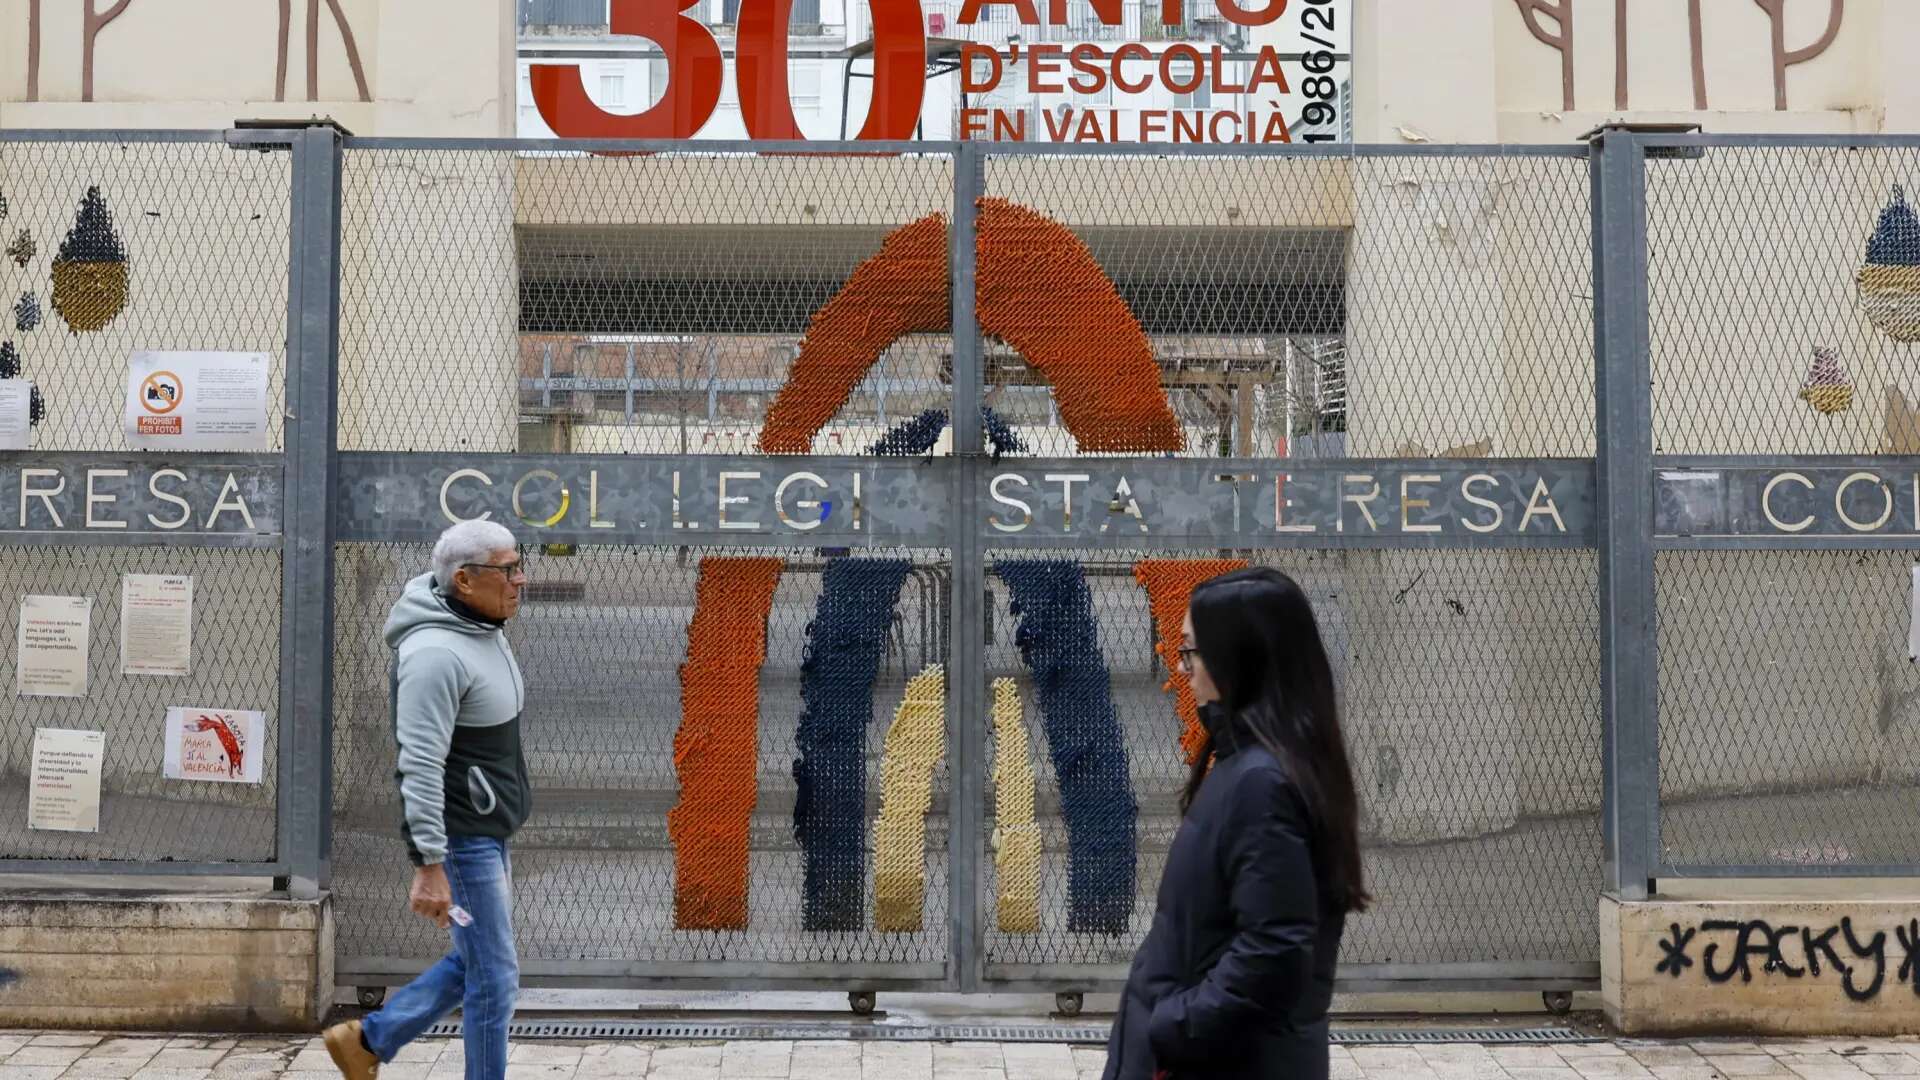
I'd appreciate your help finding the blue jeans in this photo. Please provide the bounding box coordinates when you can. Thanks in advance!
[361,836,518,1080]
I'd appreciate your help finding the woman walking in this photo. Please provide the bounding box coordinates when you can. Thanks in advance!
[1104,567,1369,1080]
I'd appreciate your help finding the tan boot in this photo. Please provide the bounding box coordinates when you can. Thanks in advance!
[322,1019,380,1079]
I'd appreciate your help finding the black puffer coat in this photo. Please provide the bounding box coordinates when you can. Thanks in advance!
[1103,705,1345,1080]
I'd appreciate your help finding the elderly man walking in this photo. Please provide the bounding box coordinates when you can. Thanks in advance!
[326,520,531,1080]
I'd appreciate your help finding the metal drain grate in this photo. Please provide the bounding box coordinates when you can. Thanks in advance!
[420,1020,1115,1043]
[1336,1028,1597,1045]
[418,1019,1599,1045]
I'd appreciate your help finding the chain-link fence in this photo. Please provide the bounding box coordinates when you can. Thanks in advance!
[0,546,282,863]
[329,144,964,985]
[968,147,1603,987]
[1645,140,1920,877]
[0,132,290,873]
[8,129,1917,999]
[0,138,290,452]
[978,151,1595,460]
[978,549,1602,979]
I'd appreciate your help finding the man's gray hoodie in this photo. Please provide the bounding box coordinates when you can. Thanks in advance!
[384,573,529,866]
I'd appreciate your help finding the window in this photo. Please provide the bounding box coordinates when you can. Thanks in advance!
[599,67,626,109]
[521,0,611,32]
[1282,338,1346,437]
[1053,0,1119,42]
[713,0,822,30]
[647,58,670,108]
[970,51,998,90]
[1171,55,1209,110]
[977,57,1027,109]
[791,60,822,108]
[1073,62,1112,106]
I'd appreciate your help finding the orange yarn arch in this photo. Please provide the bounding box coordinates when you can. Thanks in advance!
[758,198,1182,454]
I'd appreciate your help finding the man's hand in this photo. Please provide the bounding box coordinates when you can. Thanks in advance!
[410,864,453,928]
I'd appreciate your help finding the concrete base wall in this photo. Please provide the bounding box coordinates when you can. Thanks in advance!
[0,891,332,1032]
[1603,888,1920,1036]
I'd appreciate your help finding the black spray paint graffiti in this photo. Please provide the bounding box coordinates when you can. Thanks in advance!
[1654,918,1920,1002]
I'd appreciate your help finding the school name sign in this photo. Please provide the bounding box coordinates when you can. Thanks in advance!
[955,0,1345,144]
[528,0,1349,145]
[0,456,280,542]
[14,456,1920,548]
[1655,462,1920,542]
[334,455,1591,547]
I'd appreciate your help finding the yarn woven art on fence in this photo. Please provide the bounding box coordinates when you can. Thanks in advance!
[1798,345,1855,415]
[670,557,783,931]
[990,677,1042,934]
[0,341,45,425]
[1858,184,1920,343]
[1133,559,1248,766]
[868,406,1027,460]
[997,559,1137,935]
[6,230,32,269]
[872,664,947,933]
[793,557,914,931]
[52,186,129,334]
[14,292,40,333]
[757,199,1180,455]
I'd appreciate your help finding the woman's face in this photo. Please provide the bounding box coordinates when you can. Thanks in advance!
[1181,608,1220,706]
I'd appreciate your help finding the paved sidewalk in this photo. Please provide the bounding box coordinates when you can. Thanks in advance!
[6,1032,1920,1079]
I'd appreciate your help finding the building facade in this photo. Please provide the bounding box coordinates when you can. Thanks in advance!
[3,2,1913,142]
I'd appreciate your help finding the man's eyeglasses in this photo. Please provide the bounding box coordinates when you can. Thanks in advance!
[463,560,527,582]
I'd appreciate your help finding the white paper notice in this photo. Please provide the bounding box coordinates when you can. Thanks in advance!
[29,728,105,832]
[124,351,270,451]
[16,595,92,698]
[121,574,192,677]
[1909,565,1920,662]
[163,707,264,784]
[0,379,30,450]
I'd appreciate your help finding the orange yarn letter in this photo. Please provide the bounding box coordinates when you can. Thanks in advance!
[1133,559,1247,765]
[671,557,783,930]
[757,198,1181,454]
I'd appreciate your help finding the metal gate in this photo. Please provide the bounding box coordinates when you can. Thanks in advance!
[319,135,1603,995]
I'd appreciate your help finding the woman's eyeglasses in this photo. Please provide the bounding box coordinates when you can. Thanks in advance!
[1176,646,1199,672]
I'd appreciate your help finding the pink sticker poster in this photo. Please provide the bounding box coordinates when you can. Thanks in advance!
[162,707,264,785]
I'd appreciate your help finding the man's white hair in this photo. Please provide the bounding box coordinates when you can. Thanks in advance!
[431,519,518,590]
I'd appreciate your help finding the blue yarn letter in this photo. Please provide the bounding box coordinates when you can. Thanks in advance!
[793,558,914,931]
[997,560,1137,934]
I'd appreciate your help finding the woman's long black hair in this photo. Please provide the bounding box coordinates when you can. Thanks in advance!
[1181,567,1370,914]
